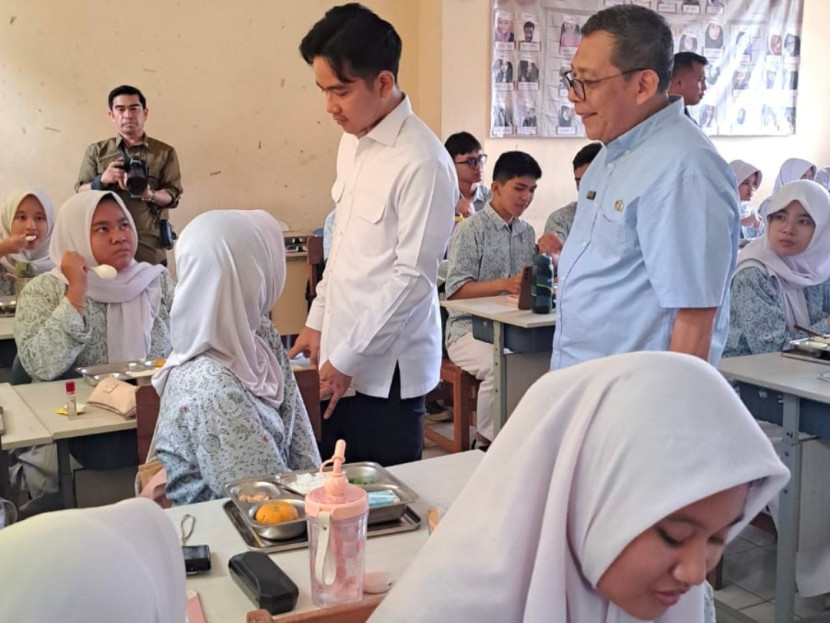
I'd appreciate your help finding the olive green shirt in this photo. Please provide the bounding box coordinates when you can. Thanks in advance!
[75,135,183,264]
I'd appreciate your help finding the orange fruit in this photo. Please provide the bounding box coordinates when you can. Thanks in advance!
[255,501,300,524]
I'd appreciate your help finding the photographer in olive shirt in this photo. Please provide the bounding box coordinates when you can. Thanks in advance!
[76,85,182,265]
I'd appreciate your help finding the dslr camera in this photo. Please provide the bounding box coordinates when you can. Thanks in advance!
[118,144,149,198]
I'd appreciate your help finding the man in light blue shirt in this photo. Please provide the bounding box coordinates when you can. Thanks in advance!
[553,4,739,370]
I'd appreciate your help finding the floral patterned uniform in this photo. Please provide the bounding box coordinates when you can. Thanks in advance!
[15,271,174,381]
[154,318,321,506]
[723,266,830,357]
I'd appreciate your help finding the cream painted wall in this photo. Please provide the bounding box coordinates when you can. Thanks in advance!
[439,0,830,235]
[0,0,424,235]
[2,1,826,240]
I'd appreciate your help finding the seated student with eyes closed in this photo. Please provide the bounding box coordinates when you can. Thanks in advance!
[152,210,321,506]
[15,191,174,382]
[0,190,54,296]
[370,351,788,623]
[724,180,830,357]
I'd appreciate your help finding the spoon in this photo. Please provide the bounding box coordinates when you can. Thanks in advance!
[93,264,117,280]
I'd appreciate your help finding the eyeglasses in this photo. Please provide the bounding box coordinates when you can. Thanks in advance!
[455,154,488,168]
[560,67,648,101]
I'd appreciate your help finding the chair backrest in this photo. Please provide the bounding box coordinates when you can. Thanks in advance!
[293,367,321,442]
[136,384,161,464]
[306,235,325,304]
[10,355,32,386]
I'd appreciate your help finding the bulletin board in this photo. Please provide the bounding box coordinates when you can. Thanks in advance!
[490,0,804,138]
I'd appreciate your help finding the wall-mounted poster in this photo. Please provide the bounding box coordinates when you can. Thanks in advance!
[490,0,804,138]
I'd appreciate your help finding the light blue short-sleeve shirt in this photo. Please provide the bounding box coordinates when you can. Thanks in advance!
[552,97,739,370]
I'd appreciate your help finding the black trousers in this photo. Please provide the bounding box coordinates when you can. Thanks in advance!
[320,366,425,467]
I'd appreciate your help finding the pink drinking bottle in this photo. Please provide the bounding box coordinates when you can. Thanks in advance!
[305,440,369,608]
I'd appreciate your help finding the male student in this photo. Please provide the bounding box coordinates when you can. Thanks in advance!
[290,4,457,465]
[538,142,602,254]
[445,151,541,449]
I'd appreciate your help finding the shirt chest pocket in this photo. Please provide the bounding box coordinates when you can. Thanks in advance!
[595,199,629,248]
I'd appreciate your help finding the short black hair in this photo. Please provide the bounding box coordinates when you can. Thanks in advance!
[672,51,708,77]
[524,21,534,30]
[108,85,146,109]
[582,5,673,92]
[299,3,402,83]
[444,132,482,158]
[493,151,542,184]
[572,143,602,169]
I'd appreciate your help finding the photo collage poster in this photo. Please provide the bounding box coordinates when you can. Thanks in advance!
[490,0,804,138]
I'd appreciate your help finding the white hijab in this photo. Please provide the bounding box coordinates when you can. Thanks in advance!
[729,160,763,218]
[737,180,830,329]
[153,210,286,408]
[0,498,186,622]
[0,189,55,275]
[815,166,830,190]
[773,157,816,192]
[49,191,166,361]
[371,352,789,623]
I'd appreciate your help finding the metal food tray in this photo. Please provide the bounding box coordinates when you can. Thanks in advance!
[0,296,16,317]
[76,360,163,386]
[275,462,420,525]
[783,337,830,365]
[223,500,422,554]
[224,478,307,541]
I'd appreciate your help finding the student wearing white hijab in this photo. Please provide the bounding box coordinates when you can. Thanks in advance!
[816,166,830,191]
[15,190,174,382]
[724,180,830,357]
[0,498,186,622]
[152,210,320,505]
[370,351,788,623]
[0,189,54,295]
[728,160,764,240]
[759,157,817,218]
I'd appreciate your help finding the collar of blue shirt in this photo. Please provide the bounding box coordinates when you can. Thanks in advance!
[605,96,684,163]
[363,95,413,147]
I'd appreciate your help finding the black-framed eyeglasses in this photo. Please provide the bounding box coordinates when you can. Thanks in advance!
[455,154,488,168]
[560,67,648,101]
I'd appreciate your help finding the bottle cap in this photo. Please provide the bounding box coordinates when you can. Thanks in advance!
[65,381,76,393]
[305,440,368,520]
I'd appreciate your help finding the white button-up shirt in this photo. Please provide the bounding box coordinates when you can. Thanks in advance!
[306,96,457,399]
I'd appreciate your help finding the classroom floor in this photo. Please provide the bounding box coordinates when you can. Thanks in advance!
[716,524,830,622]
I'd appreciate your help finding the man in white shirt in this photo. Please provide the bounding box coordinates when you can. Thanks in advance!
[291,4,457,465]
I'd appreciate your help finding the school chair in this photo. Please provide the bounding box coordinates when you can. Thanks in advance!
[306,235,325,307]
[424,359,479,454]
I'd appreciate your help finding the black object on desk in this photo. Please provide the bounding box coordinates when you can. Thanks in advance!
[229,551,299,615]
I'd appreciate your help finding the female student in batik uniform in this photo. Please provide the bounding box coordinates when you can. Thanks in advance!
[152,210,320,506]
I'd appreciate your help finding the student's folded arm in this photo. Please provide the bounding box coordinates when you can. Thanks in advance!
[730,267,791,354]
[328,160,455,376]
[15,275,90,381]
